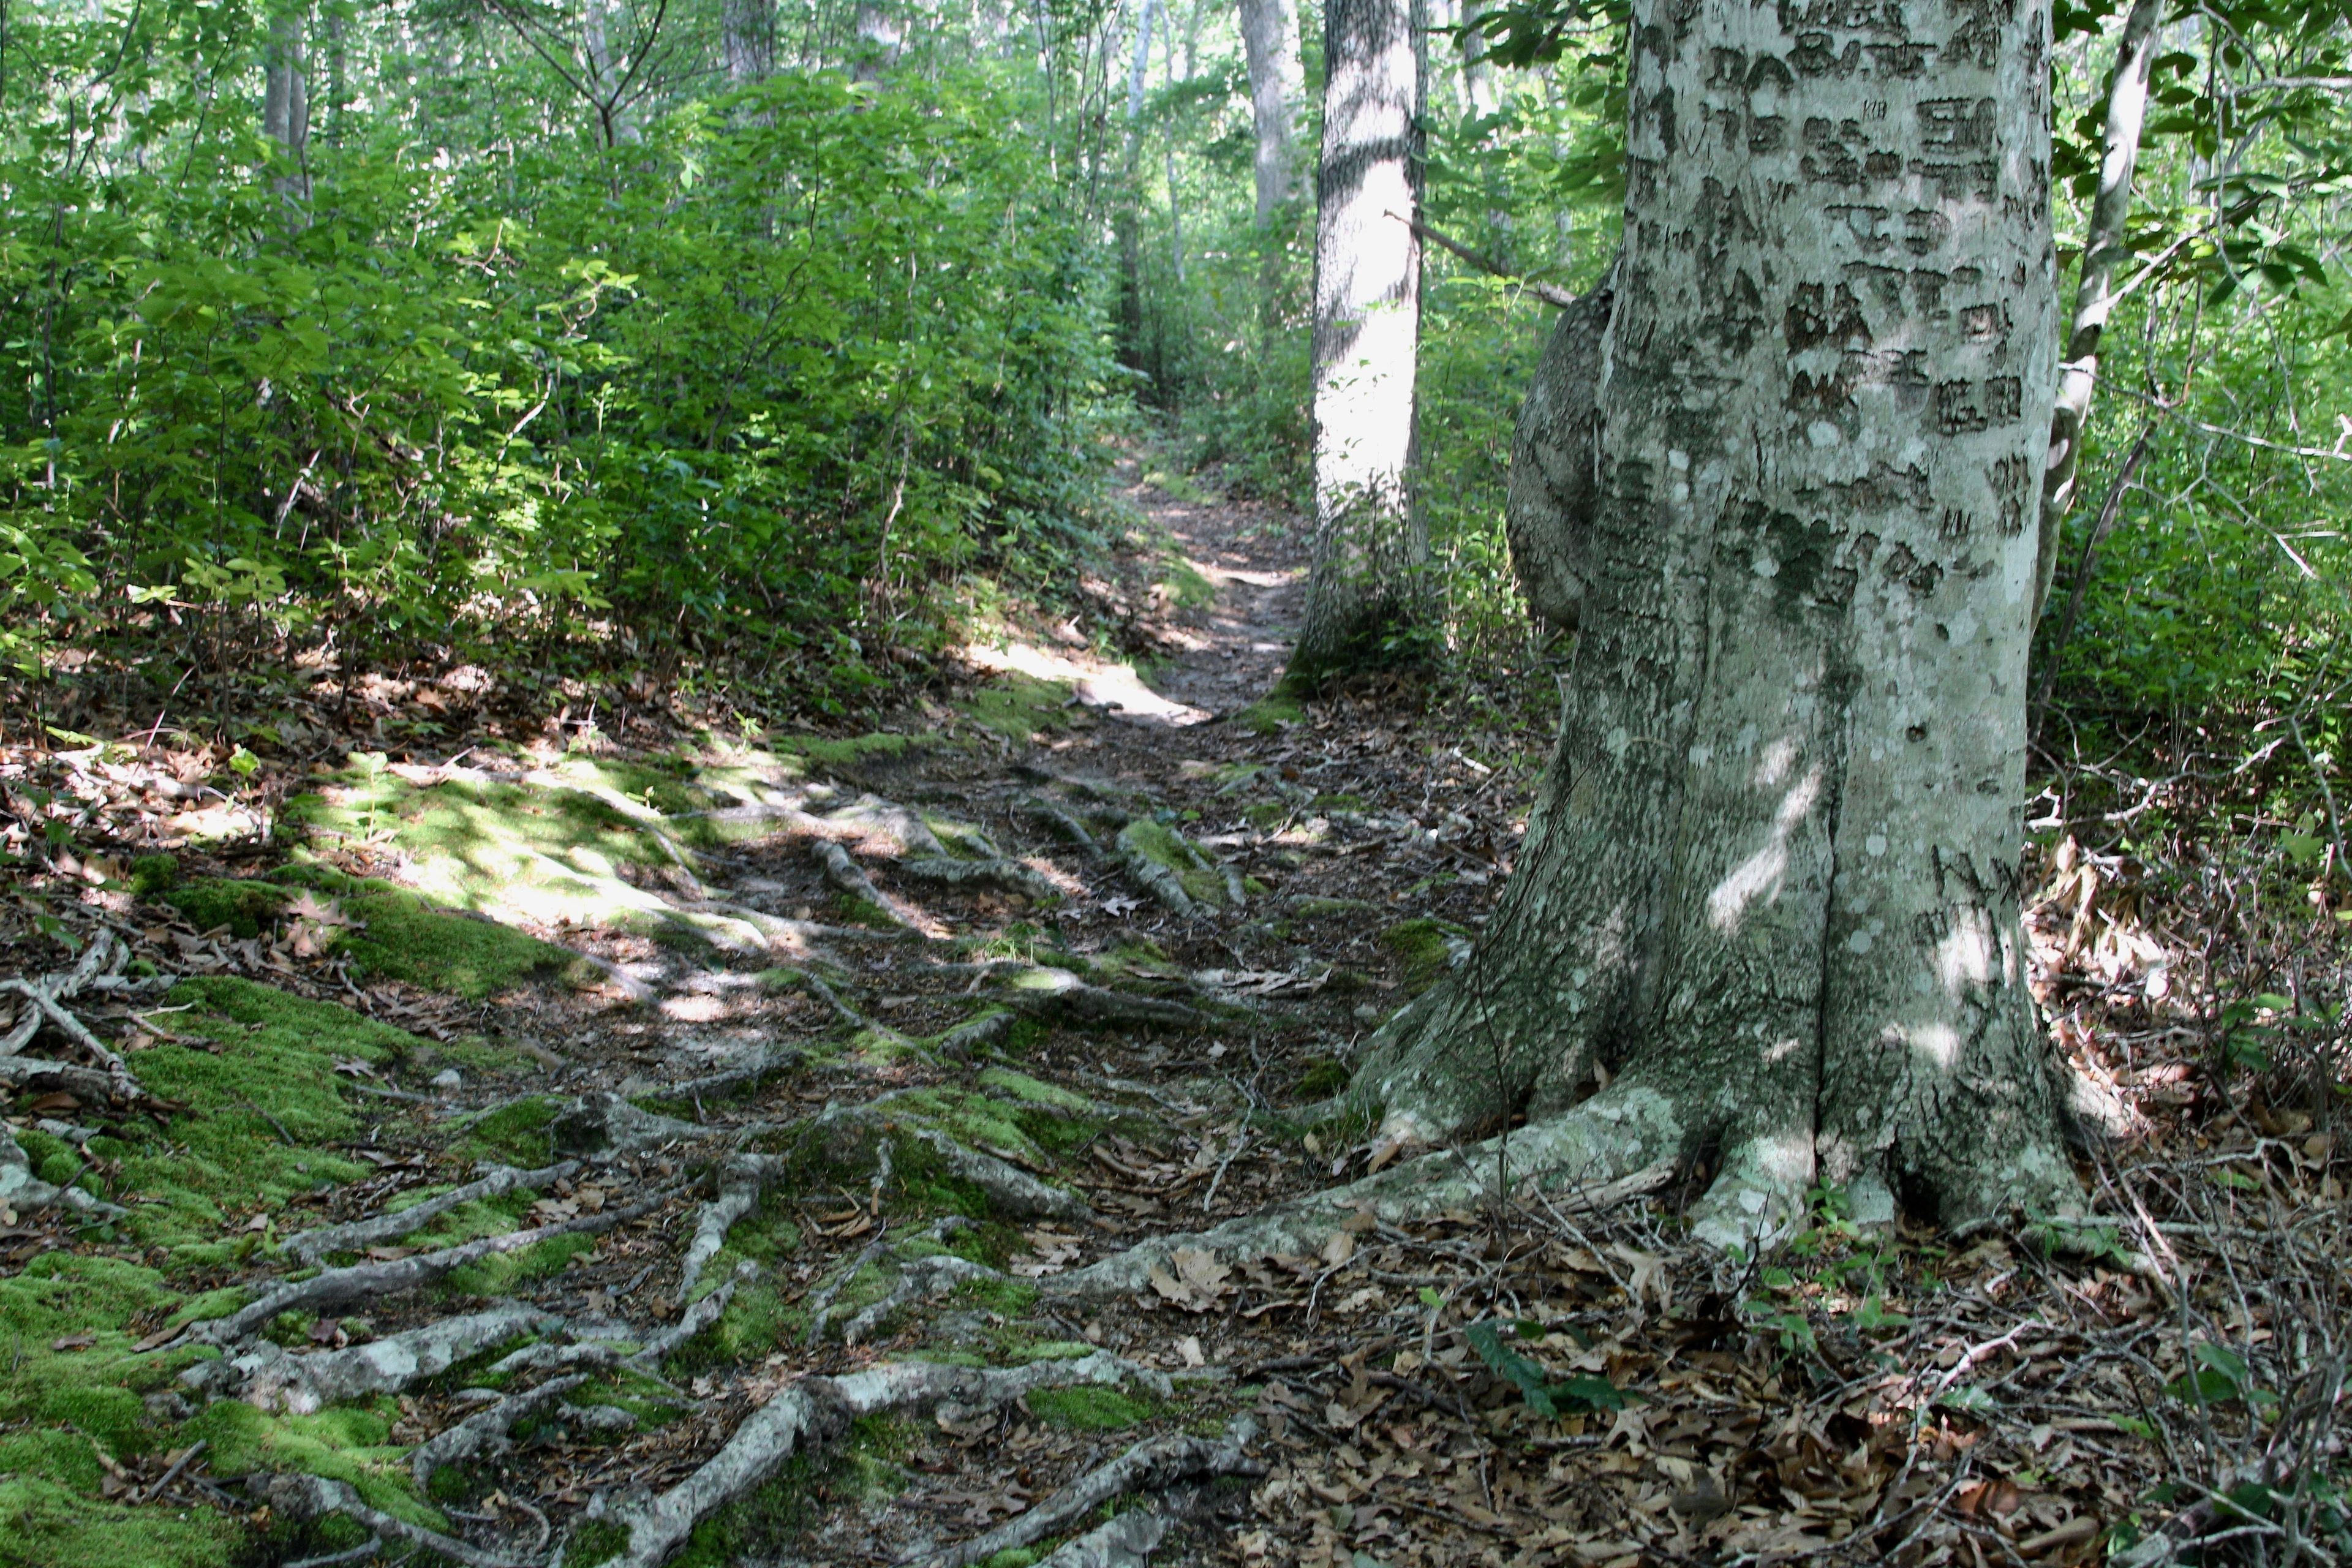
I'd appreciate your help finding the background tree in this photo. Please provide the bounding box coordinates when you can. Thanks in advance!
[1237,0,1305,228]
[1289,0,1430,679]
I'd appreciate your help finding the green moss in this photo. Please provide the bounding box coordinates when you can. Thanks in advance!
[984,1550,1042,1568]
[567,1517,631,1567]
[1117,820,1229,907]
[1242,801,1288,828]
[1024,1385,1152,1431]
[114,978,414,1250]
[159,878,287,940]
[1232,688,1306,734]
[0,1476,239,1568]
[1381,918,1469,997]
[1293,1058,1351,1098]
[1292,895,1378,918]
[1157,556,1216,611]
[453,1095,564,1166]
[128,853,180,897]
[960,674,1075,741]
[783,731,929,768]
[1310,792,1366,813]
[974,1068,1091,1114]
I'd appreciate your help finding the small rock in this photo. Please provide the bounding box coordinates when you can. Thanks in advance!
[431,1069,463,1090]
[143,1390,193,1423]
[1352,1004,1382,1024]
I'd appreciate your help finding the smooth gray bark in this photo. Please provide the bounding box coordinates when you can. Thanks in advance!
[723,0,774,82]
[1505,258,1613,634]
[2037,0,2162,624]
[262,1,311,208]
[1237,0,1305,227]
[850,0,904,81]
[1353,0,2079,1251]
[1292,0,1428,677]
[1458,0,1497,118]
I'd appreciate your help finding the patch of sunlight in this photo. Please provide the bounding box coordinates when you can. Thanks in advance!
[1706,764,1823,935]
[961,639,1210,726]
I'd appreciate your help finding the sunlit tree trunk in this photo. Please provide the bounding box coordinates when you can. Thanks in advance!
[1237,0,1305,228]
[1353,0,2082,1249]
[262,1,311,210]
[723,0,774,83]
[850,0,903,81]
[584,0,643,145]
[1458,0,1496,118]
[2036,0,2161,623]
[1291,0,1428,678]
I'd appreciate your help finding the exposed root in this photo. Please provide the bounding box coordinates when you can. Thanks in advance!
[1,1123,129,1221]
[285,1162,581,1265]
[837,1252,998,1346]
[996,967,1208,1031]
[935,1009,1016,1060]
[600,1352,1170,1568]
[183,1303,564,1412]
[913,1417,1261,1568]
[1020,796,1102,856]
[255,1472,522,1568]
[636,1262,756,1363]
[657,1046,804,1105]
[1033,1507,1170,1568]
[0,930,159,1101]
[1115,824,1201,917]
[677,1158,769,1299]
[551,1093,707,1156]
[791,1104,1093,1221]
[410,1372,594,1490]
[897,854,1062,901]
[811,839,914,927]
[1047,1088,1686,1297]
[192,1189,676,1343]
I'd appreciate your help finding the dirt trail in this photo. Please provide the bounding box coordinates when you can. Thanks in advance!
[1,466,2232,1568]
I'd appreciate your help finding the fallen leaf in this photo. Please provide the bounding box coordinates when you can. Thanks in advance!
[51,1333,96,1351]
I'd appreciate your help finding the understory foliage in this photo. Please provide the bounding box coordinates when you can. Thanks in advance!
[2,1,1120,717]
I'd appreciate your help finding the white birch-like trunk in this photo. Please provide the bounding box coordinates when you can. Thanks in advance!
[1292,0,1427,676]
[2036,0,2160,621]
[262,2,311,208]
[1459,0,1497,119]
[1354,0,2080,1248]
[723,0,774,83]
[1236,0,1305,227]
[851,0,904,81]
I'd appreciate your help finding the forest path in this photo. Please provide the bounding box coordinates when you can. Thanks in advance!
[2,461,2229,1568]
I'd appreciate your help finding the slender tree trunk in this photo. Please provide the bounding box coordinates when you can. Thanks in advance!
[850,0,903,81]
[1352,0,2080,1250]
[1290,0,1428,678]
[1458,0,1496,118]
[1114,0,1163,379]
[583,0,643,145]
[2035,0,2162,624]
[723,0,774,83]
[1237,0,1305,228]
[262,1,311,211]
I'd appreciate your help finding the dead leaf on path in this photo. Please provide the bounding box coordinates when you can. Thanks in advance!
[1148,1245,1232,1311]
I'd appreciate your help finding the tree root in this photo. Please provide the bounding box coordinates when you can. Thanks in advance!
[1115,825,1203,918]
[1033,1506,1169,1568]
[897,855,1063,901]
[598,1352,1170,1568]
[1,1123,129,1221]
[1047,1089,1686,1297]
[812,840,919,930]
[835,1251,998,1346]
[677,1158,769,1299]
[254,1472,523,1568]
[996,967,1208,1031]
[285,1162,581,1265]
[655,1046,804,1106]
[635,1262,755,1363]
[409,1372,594,1490]
[1020,797,1102,856]
[789,1104,1093,1221]
[936,1009,1016,1060]
[0,930,158,1102]
[184,1303,565,1412]
[913,1417,1261,1568]
[193,1188,677,1343]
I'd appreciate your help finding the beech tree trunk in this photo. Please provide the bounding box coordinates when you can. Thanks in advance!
[850,0,903,81]
[723,0,775,83]
[1237,0,1305,228]
[1291,0,1428,678]
[1352,0,2081,1250]
[262,1,311,208]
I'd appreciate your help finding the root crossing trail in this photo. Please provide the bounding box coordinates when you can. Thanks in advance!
[1,464,2255,1568]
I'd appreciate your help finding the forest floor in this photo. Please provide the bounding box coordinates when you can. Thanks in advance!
[1,457,2346,1568]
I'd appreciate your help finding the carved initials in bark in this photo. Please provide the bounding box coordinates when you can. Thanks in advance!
[1355,0,2083,1251]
